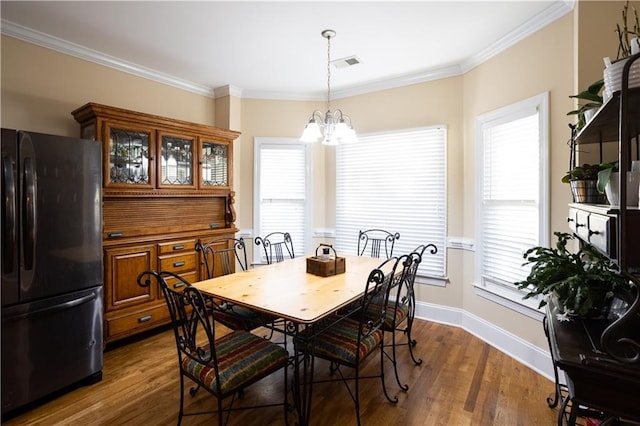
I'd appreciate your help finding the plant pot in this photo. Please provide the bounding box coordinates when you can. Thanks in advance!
[604,171,640,206]
[583,107,597,124]
[603,56,640,100]
[570,179,607,204]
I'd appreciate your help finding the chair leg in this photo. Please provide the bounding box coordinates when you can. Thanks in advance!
[178,374,185,426]
[405,315,423,366]
[354,366,361,426]
[390,328,409,392]
[379,341,399,405]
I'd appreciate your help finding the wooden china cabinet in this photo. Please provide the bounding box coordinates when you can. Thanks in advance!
[72,103,240,344]
[547,55,640,425]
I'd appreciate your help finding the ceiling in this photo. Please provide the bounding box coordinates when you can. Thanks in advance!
[0,1,574,100]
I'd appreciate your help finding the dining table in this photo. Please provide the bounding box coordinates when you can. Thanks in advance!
[192,254,387,425]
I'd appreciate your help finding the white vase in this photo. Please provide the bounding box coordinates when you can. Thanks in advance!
[632,37,640,56]
[604,172,640,206]
[603,56,640,99]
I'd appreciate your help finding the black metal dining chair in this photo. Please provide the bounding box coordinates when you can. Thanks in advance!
[357,229,400,259]
[381,243,437,391]
[137,270,290,426]
[294,256,404,426]
[254,232,295,264]
[196,237,276,332]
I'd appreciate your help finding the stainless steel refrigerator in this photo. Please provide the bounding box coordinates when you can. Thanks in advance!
[1,129,103,416]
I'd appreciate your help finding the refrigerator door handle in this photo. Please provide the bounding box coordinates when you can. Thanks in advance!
[2,154,16,273]
[5,292,99,322]
[22,156,36,271]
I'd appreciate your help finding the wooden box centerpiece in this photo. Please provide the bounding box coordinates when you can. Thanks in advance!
[306,244,345,277]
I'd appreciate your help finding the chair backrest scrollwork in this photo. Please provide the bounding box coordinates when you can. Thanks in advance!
[357,229,400,259]
[254,232,295,264]
[196,237,248,279]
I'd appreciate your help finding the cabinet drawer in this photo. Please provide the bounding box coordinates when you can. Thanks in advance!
[163,270,197,289]
[588,213,616,258]
[567,208,579,233]
[574,210,590,241]
[158,239,196,255]
[159,252,197,273]
[105,304,170,341]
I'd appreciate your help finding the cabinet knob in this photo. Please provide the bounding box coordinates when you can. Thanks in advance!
[567,217,574,223]
[173,261,186,268]
[589,229,600,236]
[576,223,585,228]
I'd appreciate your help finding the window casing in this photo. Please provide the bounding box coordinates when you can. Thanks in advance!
[334,126,447,279]
[475,92,549,313]
[253,138,312,264]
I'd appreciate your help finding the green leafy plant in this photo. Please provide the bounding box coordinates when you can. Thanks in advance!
[562,163,606,184]
[597,161,619,194]
[616,1,640,59]
[567,80,604,131]
[515,232,629,317]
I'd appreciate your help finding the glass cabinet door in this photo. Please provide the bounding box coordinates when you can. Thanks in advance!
[159,134,195,188]
[108,126,152,188]
[200,140,228,188]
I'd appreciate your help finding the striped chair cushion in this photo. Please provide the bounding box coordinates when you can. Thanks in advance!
[303,317,383,366]
[365,301,408,330]
[181,330,288,396]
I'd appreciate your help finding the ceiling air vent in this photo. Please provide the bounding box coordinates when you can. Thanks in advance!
[331,56,361,69]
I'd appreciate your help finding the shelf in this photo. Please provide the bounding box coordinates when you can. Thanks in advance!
[574,87,640,145]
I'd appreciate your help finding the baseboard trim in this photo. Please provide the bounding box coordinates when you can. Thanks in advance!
[415,301,555,382]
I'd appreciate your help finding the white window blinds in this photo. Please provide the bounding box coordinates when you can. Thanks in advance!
[335,127,447,278]
[476,93,549,292]
[253,138,311,263]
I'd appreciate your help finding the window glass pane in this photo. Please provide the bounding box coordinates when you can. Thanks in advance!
[254,140,310,263]
[477,92,549,296]
[109,128,150,184]
[335,127,447,278]
[202,142,227,186]
[161,136,193,185]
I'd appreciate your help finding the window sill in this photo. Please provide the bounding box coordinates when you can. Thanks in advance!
[473,281,544,321]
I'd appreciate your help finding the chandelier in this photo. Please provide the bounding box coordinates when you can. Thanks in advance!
[300,29,357,145]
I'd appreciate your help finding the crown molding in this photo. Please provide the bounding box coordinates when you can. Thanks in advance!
[213,85,243,99]
[1,19,214,98]
[460,0,574,73]
[2,0,574,101]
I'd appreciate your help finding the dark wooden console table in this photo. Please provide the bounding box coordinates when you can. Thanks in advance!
[544,298,640,425]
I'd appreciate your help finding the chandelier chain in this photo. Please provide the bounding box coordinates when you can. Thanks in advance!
[326,33,331,111]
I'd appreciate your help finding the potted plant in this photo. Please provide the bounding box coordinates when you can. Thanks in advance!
[567,79,604,131]
[603,1,640,99]
[616,0,640,59]
[597,160,640,206]
[562,163,607,203]
[515,232,629,318]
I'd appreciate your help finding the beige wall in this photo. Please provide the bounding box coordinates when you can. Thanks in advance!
[0,1,625,354]
[1,36,217,135]
[575,1,630,166]
[460,12,575,350]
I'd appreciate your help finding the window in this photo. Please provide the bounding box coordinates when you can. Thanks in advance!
[335,127,447,279]
[253,138,312,263]
[475,92,549,313]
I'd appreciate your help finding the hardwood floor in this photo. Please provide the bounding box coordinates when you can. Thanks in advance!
[4,319,567,426]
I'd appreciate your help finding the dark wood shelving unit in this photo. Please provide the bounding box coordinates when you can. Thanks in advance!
[549,54,640,424]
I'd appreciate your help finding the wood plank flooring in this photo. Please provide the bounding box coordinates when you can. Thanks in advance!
[3,319,569,425]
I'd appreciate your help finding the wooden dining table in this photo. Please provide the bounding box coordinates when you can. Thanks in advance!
[192,254,387,425]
